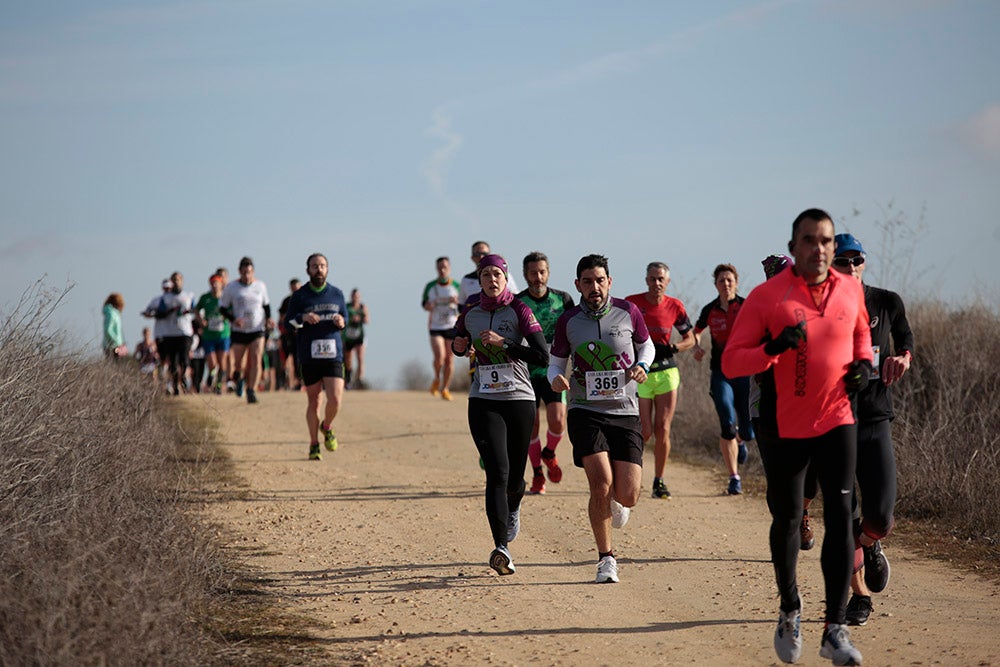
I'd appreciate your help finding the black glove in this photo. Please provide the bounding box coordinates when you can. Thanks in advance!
[844,359,872,394]
[763,322,806,355]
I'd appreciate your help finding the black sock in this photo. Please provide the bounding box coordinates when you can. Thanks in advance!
[599,550,614,560]
[533,465,543,476]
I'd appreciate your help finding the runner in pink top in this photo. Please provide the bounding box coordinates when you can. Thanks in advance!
[722,209,872,666]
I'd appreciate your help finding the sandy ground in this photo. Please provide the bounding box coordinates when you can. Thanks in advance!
[188,390,1000,666]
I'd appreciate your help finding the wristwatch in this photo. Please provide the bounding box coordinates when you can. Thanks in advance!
[636,361,649,373]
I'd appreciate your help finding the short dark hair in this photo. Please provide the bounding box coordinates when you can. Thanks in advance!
[791,208,833,243]
[289,278,300,288]
[576,254,609,279]
[471,241,489,252]
[436,256,449,264]
[713,263,738,281]
[306,253,326,268]
[522,251,549,273]
[239,256,253,268]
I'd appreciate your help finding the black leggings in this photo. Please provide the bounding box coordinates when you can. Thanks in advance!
[468,398,535,548]
[802,419,896,540]
[758,424,856,625]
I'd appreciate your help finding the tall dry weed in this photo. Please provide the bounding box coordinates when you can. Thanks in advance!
[0,285,222,664]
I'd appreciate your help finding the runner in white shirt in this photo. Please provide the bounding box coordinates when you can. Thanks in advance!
[219,256,274,404]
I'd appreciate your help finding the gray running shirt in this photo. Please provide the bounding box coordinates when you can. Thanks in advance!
[550,297,652,416]
[455,298,541,402]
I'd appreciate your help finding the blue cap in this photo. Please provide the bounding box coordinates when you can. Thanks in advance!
[834,233,865,256]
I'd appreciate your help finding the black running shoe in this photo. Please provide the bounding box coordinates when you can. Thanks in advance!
[651,479,671,499]
[845,594,873,626]
[247,388,258,404]
[863,540,890,593]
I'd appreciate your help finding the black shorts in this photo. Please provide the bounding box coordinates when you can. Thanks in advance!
[429,328,457,340]
[531,375,565,406]
[231,330,265,345]
[300,360,345,386]
[280,333,296,357]
[343,338,363,352]
[567,409,644,468]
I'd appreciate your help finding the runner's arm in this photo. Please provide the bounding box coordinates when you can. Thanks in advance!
[504,330,548,367]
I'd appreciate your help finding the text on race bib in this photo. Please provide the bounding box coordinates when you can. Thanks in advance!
[479,363,516,394]
[311,338,338,359]
[586,369,626,401]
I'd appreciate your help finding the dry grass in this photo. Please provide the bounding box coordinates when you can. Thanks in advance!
[0,286,328,665]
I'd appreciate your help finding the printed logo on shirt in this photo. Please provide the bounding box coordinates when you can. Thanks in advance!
[870,315,879,328]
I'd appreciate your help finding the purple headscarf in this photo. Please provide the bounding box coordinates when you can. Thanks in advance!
[477,254,514,311]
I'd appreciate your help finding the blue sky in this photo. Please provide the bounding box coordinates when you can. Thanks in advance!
[2,0,998,388]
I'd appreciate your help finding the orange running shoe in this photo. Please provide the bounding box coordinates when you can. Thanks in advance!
[441,389,453,401]
[429,379,440,396]
[528,473,546,495]
[541,447,562,483]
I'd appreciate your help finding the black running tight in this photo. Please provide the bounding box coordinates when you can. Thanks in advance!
[468,398,535,548]
[758,424,856,625]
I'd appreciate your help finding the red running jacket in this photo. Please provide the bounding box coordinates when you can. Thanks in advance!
[722,267,872,439]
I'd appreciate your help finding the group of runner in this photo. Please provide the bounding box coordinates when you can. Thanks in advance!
[429,211,913,666]
[135,256,370,410]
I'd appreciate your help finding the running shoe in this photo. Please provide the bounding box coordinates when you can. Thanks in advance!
[528,473,546,495]
[213,383,222,395]
[322,425,338,451]
[235,378,244,397]
[541,447,563,483]
[308,443,322,460]
[774,608,803,664]
[489,546,515,575]
[845,594,873,626]
[863,540,890,593]
[429,379,439,396]
[819,623,863,665]
[246,388,258,404]
[507,506,520,543]
[800,511,815,550]
[441,389,453,401]
[737,441,749,465]
[595,555,619,583]
[727,476,742,495]
[651,479,671,499]
[610,498,630,529]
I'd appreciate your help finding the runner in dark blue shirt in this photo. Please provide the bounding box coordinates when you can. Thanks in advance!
[283,253,349,461]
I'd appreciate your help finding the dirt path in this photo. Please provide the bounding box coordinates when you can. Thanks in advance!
[189,390,1000,666]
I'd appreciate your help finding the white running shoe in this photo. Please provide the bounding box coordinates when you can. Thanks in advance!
[819,623,863,666]
[489,546,515,576]
[610,498,630,529]
[774,608,803,664]
[507,506,520,543]
[595,555,619,583]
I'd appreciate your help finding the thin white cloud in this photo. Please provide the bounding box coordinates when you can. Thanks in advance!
[962,104,1000,157]
[421,106,479,224]
[420,0,798,221]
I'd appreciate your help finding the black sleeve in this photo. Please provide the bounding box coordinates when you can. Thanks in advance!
[263,304,272,320]
[505,330,548,367]
[220,305,235,321]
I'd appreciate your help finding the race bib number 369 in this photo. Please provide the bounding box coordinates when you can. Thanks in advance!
[586,369,625,400]
[311,339,337,359]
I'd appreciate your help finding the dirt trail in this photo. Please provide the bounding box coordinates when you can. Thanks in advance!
[189,390,1000,666]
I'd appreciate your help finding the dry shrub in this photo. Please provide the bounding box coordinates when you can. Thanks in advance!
[892,301,1000,545]
[0,286,221,664]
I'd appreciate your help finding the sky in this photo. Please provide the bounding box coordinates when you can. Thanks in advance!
[2,0,998,389]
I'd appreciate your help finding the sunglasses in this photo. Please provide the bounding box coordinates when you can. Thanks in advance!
[473,251,489,257]
[833,256,866,268]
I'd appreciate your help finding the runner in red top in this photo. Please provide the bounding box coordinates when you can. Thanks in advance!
[624,262,695,499]
[692,263,754,495]
[722,209,872,666]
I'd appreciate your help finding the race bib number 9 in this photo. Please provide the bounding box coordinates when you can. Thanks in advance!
[586,369,625,401]
[311,338,338,359]
[479,363,516,393]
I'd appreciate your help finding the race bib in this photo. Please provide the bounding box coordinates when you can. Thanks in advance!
[208,316,225,332]
[871,344,881,379]
[311,338,338,359]
[479,363,516,394]
[345,325,362,339]
[586,369,626,401]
